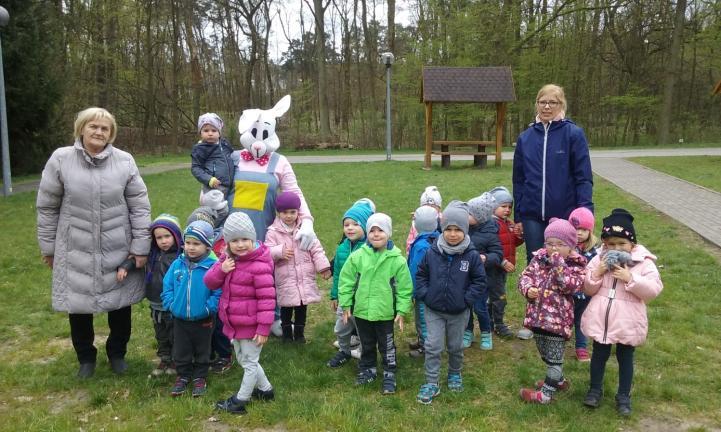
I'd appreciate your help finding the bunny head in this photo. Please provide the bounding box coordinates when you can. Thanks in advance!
[237,95,291,159]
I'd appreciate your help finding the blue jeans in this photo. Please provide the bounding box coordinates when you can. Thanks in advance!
[522,219,549,264]
[573,296,591,349]
[466,291,491,333]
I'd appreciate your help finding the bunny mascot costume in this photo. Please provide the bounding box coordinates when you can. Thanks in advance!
[228,95,317,249]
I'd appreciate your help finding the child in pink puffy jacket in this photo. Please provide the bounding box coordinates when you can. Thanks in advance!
[265,192,331,343]
[581,208,663,417]
[204,211,276,416]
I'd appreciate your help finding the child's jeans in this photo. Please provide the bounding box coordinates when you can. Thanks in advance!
[573,295,591,349]
[466,291,492,333]
[590,341,635,396]
[424,307,469,384]
[231,339,273,401]
[173,317,213,379]
[150,308,174,363]
[413,300,427,346]
[334,306,357,353]
[354,317,396,374]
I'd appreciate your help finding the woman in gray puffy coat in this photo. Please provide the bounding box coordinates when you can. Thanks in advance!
[36,107,151,379]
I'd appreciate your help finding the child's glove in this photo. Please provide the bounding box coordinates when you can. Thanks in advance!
[295,218,317,251]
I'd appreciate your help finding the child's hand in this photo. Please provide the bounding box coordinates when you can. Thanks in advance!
[209,177,221,188]
[342,309,352,324]
[611,264,632,283]
[329,299,338,312]
[221,257,235,273]
[527,287,539,299]
[594,258,609,279]
[479,253,487,263]
[321,269,332,280]
[513,222,523,236]
[503,260,515,273]
[116,268,128,282]
[394,315,404,332]
[282,247,294,260]
[253,334,268,346]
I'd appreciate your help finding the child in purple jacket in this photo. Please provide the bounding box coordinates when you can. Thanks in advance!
[204,211,276,416]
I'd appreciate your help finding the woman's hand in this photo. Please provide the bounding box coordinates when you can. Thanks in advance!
[42,255,54,268]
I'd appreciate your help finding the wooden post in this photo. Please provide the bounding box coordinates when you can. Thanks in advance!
[441,143,450,168]
[424,102,433,170]
[495,102,506,167]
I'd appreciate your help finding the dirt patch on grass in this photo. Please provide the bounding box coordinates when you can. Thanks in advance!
[46,389,91,415]
[203,419,288,432]
[631,416,721,432]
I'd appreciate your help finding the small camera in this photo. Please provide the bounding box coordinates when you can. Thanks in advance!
[604,250,632,268]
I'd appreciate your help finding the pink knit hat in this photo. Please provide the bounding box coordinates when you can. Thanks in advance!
[544,218,578,248]
[568,207,595,231]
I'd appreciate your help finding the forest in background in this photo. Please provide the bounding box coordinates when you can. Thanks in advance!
[2,0,720,174]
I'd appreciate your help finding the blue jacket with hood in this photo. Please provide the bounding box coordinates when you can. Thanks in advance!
[162,253,220,321]
[512,118,593,222]
[407,231,439,296]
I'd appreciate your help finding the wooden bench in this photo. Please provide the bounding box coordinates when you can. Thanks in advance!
[431,140,494,168]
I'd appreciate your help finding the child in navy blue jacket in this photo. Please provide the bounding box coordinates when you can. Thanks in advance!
[162,220,221,398]
[464,193,503,350]
[414,205,486,404]
[191,113,236,198]
[406,206,440,358]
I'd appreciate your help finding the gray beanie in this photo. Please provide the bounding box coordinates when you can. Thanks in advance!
[223,211,256,242]
[441,206,470,235]
[489,186,513,206]
[187,206,217,227]
[200,189,228,211]
[414,206,438,234]
[366,213,392,237]
[467,192,496,224]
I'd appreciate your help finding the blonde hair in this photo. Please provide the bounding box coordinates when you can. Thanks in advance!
[579,231,599,253]
[74,107,118,144]
[536,84,568,113]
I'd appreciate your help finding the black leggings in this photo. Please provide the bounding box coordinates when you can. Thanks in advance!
[280,305,307,328]
[590,341,635,396]
[69,306,132,364]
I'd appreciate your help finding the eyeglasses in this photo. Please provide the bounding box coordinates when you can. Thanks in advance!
[544,242,570,250]
[536,100,560,108]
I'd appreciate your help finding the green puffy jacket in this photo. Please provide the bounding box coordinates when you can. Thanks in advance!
[338,243,413,321]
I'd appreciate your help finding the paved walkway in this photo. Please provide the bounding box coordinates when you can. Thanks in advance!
[9,147,721,248]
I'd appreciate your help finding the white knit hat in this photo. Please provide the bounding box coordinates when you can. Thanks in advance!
[420,186,442,207]
[223,211,256,242]
[366,213,393,237]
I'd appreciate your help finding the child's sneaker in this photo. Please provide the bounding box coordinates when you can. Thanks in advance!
[408,339,422,350]
[462,330,473,348]
[381,372,396,395]
[517,328,534,340]
[151,360,170,376]
[251,387,275,401]
[480,332,493,350]
[210,357,232,374]
[355,368,377,385]
[447,373,463,392]
[350,335,361,347]
[350,347,362,359]
[332,340,341,349]
[326,351,352,368]
[170,376,189,397]
[408,346,425,358]
[535,378,570,393]
[166,362,177,375]
[520,388,551,404]
[417,383,440,404]
[575,348,590,362]
[215,395,248,415]
[191,377,207,397]
[495,324,514,338]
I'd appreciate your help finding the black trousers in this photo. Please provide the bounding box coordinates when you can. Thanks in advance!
[69,305,132,364]
[150,309,174,363]
[590,341,635,396]
[173,317,214,379]
[280,305,308,328]
[354,317,396,373]
[211,315,232,360]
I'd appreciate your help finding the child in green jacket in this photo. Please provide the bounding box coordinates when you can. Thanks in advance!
[339,213,413,395]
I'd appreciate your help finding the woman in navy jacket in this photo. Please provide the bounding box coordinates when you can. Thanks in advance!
[512,84,594,263]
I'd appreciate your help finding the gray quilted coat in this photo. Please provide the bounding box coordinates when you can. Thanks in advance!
[36,141,152,314]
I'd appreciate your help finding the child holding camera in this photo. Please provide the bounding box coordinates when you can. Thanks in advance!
[581,208,663,416]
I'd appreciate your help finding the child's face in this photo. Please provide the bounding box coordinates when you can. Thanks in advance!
[576,228,590,244]
[343,218,364,241]
[544,237,572,258]
[367,226,389,249]
[494,203,512,219]
[184,238,209,258]
[443,225,465,246]
[229,238,254,256]
[279,209,299,225]
[153,227,175,252]
[200,124,220,144]
[603,236,634,253]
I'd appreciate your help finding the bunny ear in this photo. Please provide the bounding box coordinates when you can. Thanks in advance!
[271,95,291,118]
[237,109,261,133]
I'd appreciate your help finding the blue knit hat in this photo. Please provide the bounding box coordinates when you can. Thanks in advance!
[343,199,375,234]
[184,220,214,247]
[489,186,513,206]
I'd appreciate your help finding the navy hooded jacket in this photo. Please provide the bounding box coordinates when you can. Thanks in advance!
[512,118,593,222]
[414,240,486,314]
[190,137,236,190]
[468,219,504,270]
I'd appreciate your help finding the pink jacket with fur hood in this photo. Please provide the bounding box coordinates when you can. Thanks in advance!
[265,218,330,307]
[581,244,663,347]
[203,244,276,339]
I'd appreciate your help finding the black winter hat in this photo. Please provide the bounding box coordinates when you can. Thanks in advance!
[601,208,636,243]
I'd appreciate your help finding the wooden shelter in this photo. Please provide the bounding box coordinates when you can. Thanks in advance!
[421,66,516,169]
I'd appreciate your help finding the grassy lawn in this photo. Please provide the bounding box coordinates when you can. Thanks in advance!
[1,161,720,431]
[630,156,721,194]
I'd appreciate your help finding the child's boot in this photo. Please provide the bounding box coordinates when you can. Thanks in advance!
[462,330,473,348]
[293,325,306,344]
[615,393,632,416]
[281,324,294,343]
[583,388,603,408]
[355,368,377,385]
[381,371,396,395]
[480,332,493,350]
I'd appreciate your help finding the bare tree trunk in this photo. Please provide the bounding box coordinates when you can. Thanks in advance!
[170,0,181,148]
[183,0,203,123]
[658,0,687,145]
[311,0,332,139]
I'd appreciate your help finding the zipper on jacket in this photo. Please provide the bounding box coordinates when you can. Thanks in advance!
[602,279,618,343]
[389,277,397,316]
[541,122,550,220]
[186,268,193,318]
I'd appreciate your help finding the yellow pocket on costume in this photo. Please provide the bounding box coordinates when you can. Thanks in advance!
[233,180,269,211]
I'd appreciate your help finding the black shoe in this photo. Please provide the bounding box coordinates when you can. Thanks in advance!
[77,362,96,379]
[381,372,396,395]
[251,387,275,401]
[408,340,422,350]
[355,368,377,386]
[210,357,232,374]
[615,394,632,416]
[215,395,248,415]
[293,325,306,344]
[281,325,294,343]
[495,325,514,339]
[327,351,352,368]
[408,347,425,358]
[110,358,128,375]
[583,388,603,408]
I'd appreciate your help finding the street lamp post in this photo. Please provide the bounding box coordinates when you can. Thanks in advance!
[0,7,11,197]
[380,52,394,161]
